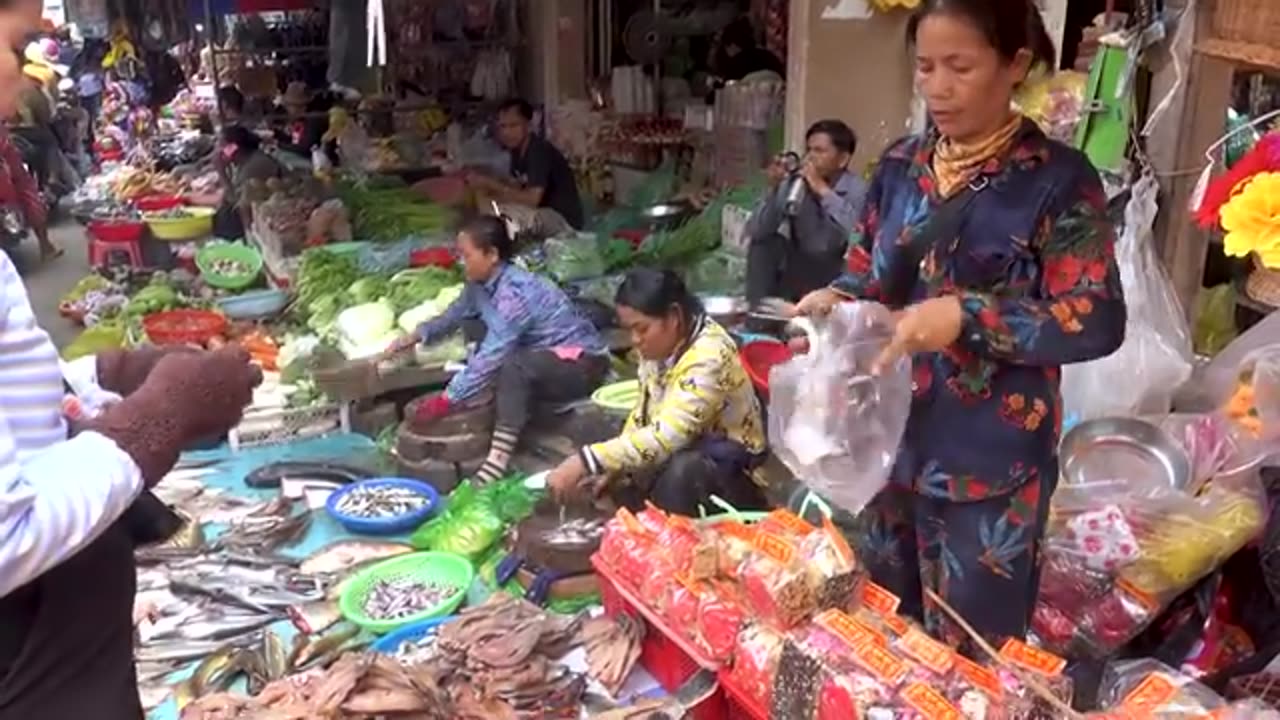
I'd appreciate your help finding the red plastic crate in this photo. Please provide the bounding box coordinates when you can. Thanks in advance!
[596,558,729,720]
[719,669,768,720]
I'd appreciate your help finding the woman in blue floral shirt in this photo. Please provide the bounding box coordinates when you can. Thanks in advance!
[796,0,1126,646]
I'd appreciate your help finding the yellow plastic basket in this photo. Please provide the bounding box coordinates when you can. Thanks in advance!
[144,207,215,242]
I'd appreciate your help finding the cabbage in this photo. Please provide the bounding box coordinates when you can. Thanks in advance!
[336,299,397,358]
[397,283,464,334]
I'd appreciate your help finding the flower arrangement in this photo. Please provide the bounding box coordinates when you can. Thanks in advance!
[1196,130,1280,269]
[1220,172,1280,268]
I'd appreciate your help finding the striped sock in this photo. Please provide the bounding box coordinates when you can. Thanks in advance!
[474,425,518,484]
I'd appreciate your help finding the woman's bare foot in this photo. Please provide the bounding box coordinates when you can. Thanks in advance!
[40,245,63,261]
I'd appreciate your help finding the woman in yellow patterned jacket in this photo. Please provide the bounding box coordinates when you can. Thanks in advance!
[547,269,768,515]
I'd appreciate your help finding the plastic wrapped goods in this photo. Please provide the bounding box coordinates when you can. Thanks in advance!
[1032,469,1266,658]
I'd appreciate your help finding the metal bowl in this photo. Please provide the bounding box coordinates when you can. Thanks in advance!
[700,294,749,326]
[639,201,693,230]
[1060,417,1192,491]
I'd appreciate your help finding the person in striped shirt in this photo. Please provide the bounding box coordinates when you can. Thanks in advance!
[0,10,263,712]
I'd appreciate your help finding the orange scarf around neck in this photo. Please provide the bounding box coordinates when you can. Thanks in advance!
[932,114,1024,198]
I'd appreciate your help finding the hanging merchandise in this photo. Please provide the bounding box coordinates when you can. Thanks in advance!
[329,0,369,92]
[366,0,387,67]
[1196,127,1280,226]
[1074,44,1135,175]
[470,49,513,101]
[1062,174,1193,422]
[1220,172,1280,269]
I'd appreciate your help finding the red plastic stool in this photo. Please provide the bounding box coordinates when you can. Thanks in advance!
[87,220,146,268]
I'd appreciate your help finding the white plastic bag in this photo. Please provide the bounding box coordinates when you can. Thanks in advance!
[1063,174,1193,421]
[767,302,912,516]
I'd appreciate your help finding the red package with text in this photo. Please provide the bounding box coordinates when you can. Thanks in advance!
[697,581,749,662]
[599,508,658,589]
[709,519,757,578]
[739,530,816,628]
[658,573,703,639]
[637,502,670,534]
[730,623,786,708]
[756,508,817,541]
[640,555,677,606]
[655,513,717,578]
[798,516,863,611]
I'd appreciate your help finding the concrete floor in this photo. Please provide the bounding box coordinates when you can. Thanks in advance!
[21,220,94,349]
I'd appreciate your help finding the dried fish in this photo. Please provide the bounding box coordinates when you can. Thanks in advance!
[580,615,643,695]
[334,485,430,519]
[298,539,413,577]
[391,628,442,666]
[287,598,342,635]
[361,578,457,621]
[217,505,312,553]
[289,623,360,671]
[542,517,606,546]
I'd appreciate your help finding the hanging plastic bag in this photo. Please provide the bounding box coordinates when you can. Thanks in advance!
[1063,174,1193,421]
[1177,316,1280,413]
[767,301,911,516]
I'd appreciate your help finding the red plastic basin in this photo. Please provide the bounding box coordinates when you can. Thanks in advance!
[410,247,456,269]
[739,340,793,396]
[143,310,228,346]
[134,195,186,212]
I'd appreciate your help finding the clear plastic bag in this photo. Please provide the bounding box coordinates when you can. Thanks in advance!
[1063,175,1193,421]
[767,301,912,516]
[1093,660,1227,717]
[1031,469,1266,658]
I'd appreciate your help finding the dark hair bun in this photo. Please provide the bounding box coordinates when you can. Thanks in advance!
[907,0,1057,71]
[460,215,516,261]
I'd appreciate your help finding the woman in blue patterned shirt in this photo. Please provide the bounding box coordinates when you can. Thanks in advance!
[795,0,1126,647]
[392,216,609,483]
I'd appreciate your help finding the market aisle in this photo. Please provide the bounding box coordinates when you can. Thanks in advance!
[21,220,89,349]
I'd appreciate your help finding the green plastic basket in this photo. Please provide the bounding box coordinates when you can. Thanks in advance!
[338,551,474,634]
[196,243,264,290]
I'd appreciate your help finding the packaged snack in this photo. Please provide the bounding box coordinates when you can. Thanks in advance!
[599,508,659,589]
[756,508,817,541]
[1033,469,1265,658]
[1094,660,1226,718]
[655,513,716,578]
[709,519,756,578]
[799,516,863,610]
[740,530,817,628]
[729,624,786,708]
[657,573,702,636]
[697,581,749,662]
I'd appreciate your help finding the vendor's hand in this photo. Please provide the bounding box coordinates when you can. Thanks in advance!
[872,295,963,375]
[765,155,788,188]
[96,345,200,397]
[384,333,419,358]
[146,347,264,440]
[801,160,831,197]
[412,393,453,425]
[795,287,843,317]
[548,454,589,503]
[87,347,262,485]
